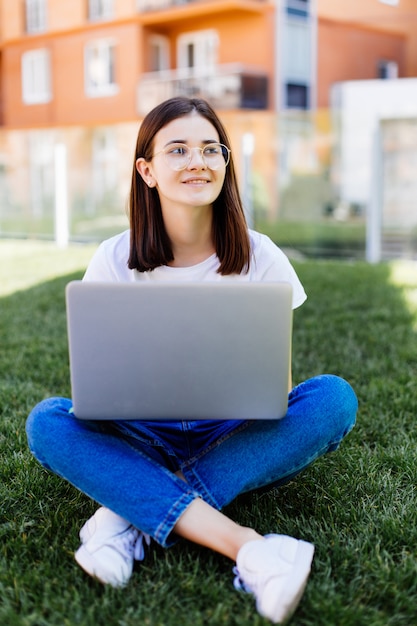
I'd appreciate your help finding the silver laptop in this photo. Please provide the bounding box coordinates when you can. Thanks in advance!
[65,281,293,421]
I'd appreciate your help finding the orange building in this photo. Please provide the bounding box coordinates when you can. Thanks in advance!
[0,0,416,128]
[0,0,275,128]
[0,0,416,240]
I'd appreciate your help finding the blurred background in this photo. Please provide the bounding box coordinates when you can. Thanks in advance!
[0,0,416,261]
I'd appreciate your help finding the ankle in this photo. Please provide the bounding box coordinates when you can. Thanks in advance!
[232,527,263,561]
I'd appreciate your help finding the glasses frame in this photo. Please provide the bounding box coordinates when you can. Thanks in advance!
[152,142,231,171]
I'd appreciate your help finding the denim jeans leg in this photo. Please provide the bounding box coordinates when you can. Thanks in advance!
[26,397,202,547]
[181,375,358,509]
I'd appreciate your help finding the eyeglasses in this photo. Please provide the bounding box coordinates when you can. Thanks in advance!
[152,142,231,171]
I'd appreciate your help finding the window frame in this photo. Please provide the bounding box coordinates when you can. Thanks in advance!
[149,35,170,72]
[282,17,312,109]
[88,0,114,21]
[285,82,309,109]
[84,39,118,98]
[25,0,47,34]
[286,0,309,18]
[21,48,52,105]
[377,59,399,79]
[177,30,219,73]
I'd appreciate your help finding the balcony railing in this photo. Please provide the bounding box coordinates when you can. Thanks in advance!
[137,0,266,12]
[137,65,268,115]
[138,0,193,10]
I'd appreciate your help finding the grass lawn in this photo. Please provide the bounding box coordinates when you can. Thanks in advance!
[1,241,416,626]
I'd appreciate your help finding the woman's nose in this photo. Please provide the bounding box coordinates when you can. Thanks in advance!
[187,147,207,169]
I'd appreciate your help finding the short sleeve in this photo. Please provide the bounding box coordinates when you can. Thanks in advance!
[249,231,307,309]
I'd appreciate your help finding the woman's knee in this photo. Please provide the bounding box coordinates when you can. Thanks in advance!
[26,397,73,461]
[312,374,358,440]
[323,373,357,419]
[291,374,358,439]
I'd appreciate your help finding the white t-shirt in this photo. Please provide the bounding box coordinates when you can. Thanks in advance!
[83,228,307,309]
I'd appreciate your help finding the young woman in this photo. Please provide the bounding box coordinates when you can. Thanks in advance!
[26,97,358,624]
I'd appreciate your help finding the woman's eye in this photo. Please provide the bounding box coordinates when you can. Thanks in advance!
[170,146,187,155]
[204,145,220,155]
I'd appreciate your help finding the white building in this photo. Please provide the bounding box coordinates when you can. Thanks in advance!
[331,78,417,230]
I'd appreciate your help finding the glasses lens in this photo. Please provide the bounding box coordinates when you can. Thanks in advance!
[202,144,230,170]
[163,144,190,171]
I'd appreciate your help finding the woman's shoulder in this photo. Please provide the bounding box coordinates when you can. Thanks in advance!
[83,230,131,282]
[247,229,307,308]
[94,229,131,263]
[99,229,130,251]
[248,229,287,261]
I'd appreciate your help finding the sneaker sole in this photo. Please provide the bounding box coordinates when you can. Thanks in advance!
[259,540,315,624]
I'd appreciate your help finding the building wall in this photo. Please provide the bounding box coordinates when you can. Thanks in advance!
[317,0,417,76]
[161,12,274,70]
[331,77,417,213]
[381,117,417,231]
[2,22,142,128]
[0,1,23,41]
[318,0,415,31]
[48,0,85,30]
[0,0,139,37]
[317,19,406,107]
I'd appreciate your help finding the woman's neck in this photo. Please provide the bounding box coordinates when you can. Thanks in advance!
[162,204,215,268]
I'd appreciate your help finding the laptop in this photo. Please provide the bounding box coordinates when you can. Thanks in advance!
[65,281,293,421]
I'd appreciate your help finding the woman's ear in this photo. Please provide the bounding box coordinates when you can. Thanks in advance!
[136,158,155,187]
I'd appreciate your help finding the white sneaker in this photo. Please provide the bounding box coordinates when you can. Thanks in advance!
[233,534,315,624]
[74,507,151,587]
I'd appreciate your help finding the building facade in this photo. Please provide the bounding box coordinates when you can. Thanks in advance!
[0,0,275,128]
[0,0,415,128]
[0,0,415,245]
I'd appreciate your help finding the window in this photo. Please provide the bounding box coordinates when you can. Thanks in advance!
[177,30,219,73]
[283,20,311,81]
[283,19,312,108]
[85,40,118,97]
[286,83,309,109]
[149,35,170,72]
[88,0,113,21]
[21,49,51,104]
[378,60,399,79]
[286,0,309,18]
[25,0,47,34]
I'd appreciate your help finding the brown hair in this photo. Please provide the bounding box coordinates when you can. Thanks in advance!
[128,97,250,274]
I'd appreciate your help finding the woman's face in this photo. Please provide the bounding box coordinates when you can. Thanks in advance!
[136,111,227,213]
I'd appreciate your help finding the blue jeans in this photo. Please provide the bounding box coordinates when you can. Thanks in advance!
[26,375,357,547]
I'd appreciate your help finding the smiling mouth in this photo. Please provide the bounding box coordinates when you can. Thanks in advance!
[183,179,210,184]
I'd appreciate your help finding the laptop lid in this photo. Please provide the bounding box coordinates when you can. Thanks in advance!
[65,281,293,420]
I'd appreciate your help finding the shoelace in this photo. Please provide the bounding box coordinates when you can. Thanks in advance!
[232,566,251,593]
[134,531,151,561]
[114,526,151,563]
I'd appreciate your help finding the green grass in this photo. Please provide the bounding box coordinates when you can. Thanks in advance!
[1,242,417,625]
